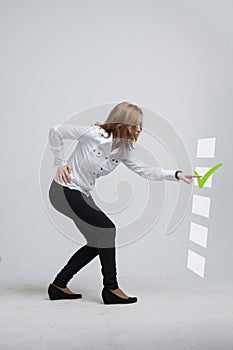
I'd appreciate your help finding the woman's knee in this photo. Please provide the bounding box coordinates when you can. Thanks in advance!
[102,218,116,237]
[96,222,116,248]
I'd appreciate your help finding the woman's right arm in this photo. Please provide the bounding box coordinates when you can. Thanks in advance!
[48,123,94,167]
[48,123,94,184]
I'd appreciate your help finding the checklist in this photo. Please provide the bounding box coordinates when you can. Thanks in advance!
[187,137,220,278]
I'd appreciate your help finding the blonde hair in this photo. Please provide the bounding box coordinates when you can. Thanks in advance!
[95,101,143,152]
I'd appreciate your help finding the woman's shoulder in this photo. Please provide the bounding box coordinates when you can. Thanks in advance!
[77,124,112,142]
[92,125,112,139]
[88,124,103,133]
[80,124,102,138]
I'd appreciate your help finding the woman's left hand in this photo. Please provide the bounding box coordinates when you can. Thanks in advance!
[177,172,202,184]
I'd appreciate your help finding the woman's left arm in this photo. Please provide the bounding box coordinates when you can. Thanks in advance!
[121,151,201,184]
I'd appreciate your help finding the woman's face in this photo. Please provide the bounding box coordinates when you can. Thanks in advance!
[134,124,141,140]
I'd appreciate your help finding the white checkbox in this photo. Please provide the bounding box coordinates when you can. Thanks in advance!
[194,167,213,188]
[187,250,205,278]
[196,138,216,158]
[192,194,211,218]
[189,222,208,248]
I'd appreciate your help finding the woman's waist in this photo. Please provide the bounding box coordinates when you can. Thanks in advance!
[51,178,90,196]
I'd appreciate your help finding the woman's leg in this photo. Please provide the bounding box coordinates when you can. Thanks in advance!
[52,244,98,288]
[48,179,119,289]
[49,180,99,287]
[62,186,119,289]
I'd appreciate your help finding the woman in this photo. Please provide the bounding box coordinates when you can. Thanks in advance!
[47,101,199,305]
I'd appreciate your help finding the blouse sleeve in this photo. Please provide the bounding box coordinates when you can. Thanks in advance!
[121,149,179,181]
[48,124,94,167]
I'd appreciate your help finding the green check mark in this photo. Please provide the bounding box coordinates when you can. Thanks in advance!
[194,163,223,188]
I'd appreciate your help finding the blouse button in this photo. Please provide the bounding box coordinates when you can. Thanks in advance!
[105,156,108,159]
[90,182,93,185]
[100,167,103,170]
[98,151,101,155]
[93,149,95,152]
[93,172,96,175]
[116,160,118,163]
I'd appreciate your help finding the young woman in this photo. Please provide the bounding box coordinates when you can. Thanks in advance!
[47,101,199,305]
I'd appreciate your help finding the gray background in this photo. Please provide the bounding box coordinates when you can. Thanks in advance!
[1,0,232,286]
[1,1,233,349]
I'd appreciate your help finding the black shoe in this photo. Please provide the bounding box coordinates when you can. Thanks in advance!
[48,284,82,300]
[102,287,138,305]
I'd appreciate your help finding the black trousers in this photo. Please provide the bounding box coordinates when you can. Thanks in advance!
[48,179,119,289]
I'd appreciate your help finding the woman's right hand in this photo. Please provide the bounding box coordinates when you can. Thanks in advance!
[57,164,73,185]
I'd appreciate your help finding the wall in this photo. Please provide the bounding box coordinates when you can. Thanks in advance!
[0,0,232,287]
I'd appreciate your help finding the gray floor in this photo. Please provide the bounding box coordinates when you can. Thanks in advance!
[1,276,233,350]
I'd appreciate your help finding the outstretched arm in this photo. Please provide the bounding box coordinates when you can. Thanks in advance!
[121,151,201,184]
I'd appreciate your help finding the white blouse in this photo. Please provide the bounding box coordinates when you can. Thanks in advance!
[48,124,179,197]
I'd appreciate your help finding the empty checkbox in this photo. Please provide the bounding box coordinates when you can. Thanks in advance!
[189,222,208,248]
[196,137,216,158]
[192,194,211,218]
[187,249,205,278]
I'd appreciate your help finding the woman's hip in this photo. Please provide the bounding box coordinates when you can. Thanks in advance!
[48,179,116,231]
[48,179,81,218]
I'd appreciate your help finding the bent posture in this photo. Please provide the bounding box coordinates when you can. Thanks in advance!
[47,101,199,304]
